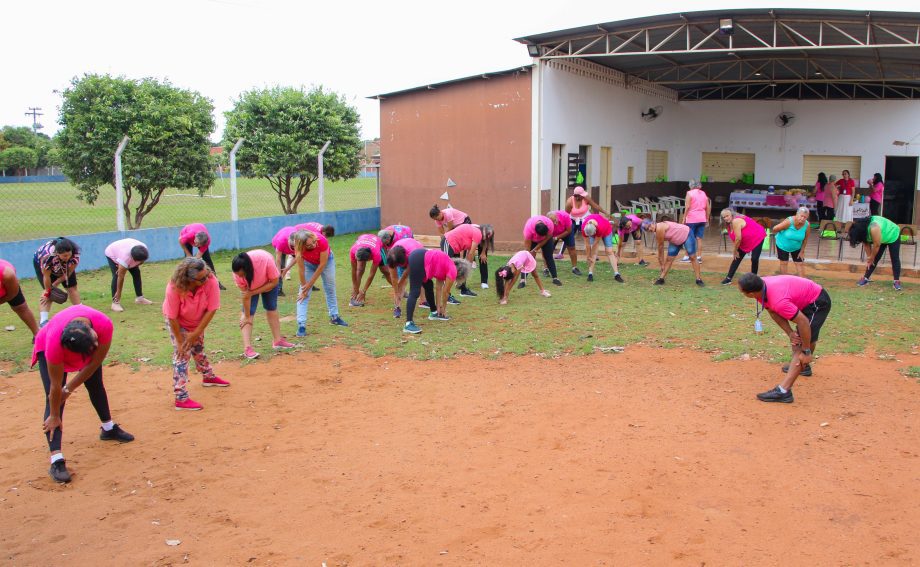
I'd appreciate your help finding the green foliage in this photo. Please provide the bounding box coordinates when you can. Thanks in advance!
[0,126,38,148]
[0,146,38,173]
[56,74,215,229]
[223,86,362,214]
[0,126,53,170]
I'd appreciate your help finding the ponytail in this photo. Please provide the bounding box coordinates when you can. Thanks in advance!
[494,266,513,299]
[231,252,255,287]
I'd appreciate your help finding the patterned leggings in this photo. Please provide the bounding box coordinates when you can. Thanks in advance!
[168,324,214,401]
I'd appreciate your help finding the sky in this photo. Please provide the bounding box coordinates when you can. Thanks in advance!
[4,0,917,142]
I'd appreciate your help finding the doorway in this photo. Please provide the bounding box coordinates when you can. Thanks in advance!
[552,144,564,210]
[883,156,918,224]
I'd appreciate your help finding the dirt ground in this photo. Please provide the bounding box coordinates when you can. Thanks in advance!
[1,346,918,566]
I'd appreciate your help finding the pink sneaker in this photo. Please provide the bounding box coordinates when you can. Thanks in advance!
[272,339,296,350]
[553,253,564,260]
[202,376,230,387]
[175,398,203,411]
[243,346,260,359]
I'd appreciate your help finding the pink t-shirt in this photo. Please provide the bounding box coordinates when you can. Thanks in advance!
[548,210,572,237]
[870,181,884,203]
[105,238,147,269]
[163,275,221,331]
[618,214,644,237]
[758,275,823,320]
[728,215,767,252]
[233,249,280,291]
[661,221,690,245]
[271,226,297,256]
[523,215,553,242]
[390,238,424,265]
[423,250,457,282]
[179,223,210,252]
[383,225,413,249]
[568,196,590,218]
[349,234,384,265]
[300,234,330,266]
[684,189,709,224]
[31,305,113,372]
[435,208,468,229]
[814,181,825,202]
[295,221,324,234]
[445,224,482,253]
[508,251,537,274]
[582,214,612,238]
[0,259,14,298]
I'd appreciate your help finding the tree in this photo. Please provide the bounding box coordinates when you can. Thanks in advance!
[223,86,362,214]
[56,74,215,229]
[0,146,38,175]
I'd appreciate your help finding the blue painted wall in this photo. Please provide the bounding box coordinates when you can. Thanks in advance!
[0,208,380,277]
[0,174,68,184]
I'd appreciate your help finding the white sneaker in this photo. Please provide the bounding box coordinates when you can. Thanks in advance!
[679,255,691,263]
[481,283,489,289]
[111,301,124,312]
[135,296,153,305]
[696,257,702,264]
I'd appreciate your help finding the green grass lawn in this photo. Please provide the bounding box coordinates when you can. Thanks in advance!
[1,237,917,374]
[0,177,378,241]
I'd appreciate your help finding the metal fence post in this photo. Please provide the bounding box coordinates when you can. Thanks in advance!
[317,140,331,213]
[229,138,244,249]
[114,136,129,232]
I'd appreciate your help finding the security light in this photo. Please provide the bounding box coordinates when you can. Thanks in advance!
[719,18,734,35]
[527,44,541,57]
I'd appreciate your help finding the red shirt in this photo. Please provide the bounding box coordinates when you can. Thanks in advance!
[757,275,823,320]
[835,178,855,196]
[32,305,113,372]
[301,234,330,266]
[163,275,221,331]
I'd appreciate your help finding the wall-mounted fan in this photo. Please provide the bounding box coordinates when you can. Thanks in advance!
[775,112,796,128]
[641,106,663,122]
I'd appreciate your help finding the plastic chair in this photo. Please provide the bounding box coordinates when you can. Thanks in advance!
[837,221,853,261]
[899,224,918,267]
[755,217,774,257]
[615,200,633,215]
[815,220,843,260]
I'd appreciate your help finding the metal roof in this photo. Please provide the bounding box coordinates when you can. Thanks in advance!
[370,66,532,99]
[515,9,920,100]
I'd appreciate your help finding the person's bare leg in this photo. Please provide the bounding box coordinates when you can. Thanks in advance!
[568,246,578,269]
[696,237,704,262]
[241,315,253,350]
[660,256,677,280]
[779,261,789,275]
[266,310,283,342]
[67,287,82,305]
[691,256,703,281]
[605,247,619,273]
[12,303,39,335]
[795,260,806,278]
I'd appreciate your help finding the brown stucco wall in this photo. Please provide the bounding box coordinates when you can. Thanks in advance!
[379,71,532,248]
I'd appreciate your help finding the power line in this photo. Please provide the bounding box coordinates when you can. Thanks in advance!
[25,107,44,132]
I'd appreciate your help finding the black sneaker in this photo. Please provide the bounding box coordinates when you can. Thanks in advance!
[460,288,478,298]
[587,273,594,282]
[638,259,649,267]
[654,277,665,285]
[49,460,72,483]
[572,267,582,276]
[517,280,526,289]
[756,386,794,403]
[695,279,705,287]
[218,282,227,291]
[419,301,432,310]
[99,423,135,443]
[781,363,812,377]
[720,277,733,285]
[312,286,320,291]
[552,278,563,286]
[278,289,286,297]
[447,295,461,305]
[542,268,550,276]
[614,273,624,283]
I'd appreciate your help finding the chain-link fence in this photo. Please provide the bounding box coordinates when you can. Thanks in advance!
[0,169,379,242]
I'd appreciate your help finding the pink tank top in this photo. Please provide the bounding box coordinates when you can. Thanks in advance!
[662,221,690,245]
[729,215,768,253]
[568,196,590,218]
[684,189,708,224]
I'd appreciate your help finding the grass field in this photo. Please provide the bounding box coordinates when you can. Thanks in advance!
[1,237,917,374]
[0,177,378,241]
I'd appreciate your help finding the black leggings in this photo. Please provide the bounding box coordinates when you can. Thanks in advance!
[726,243,763,280]
[865,240,901,280]
[107,257,143,298]
[869,200,881,216]
[822,206,835,221]
[182,244,216,272]
[406,249,437,323]
[38,352,111,453]
[444,242,489,288]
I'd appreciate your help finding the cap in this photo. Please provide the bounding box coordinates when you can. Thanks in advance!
[574,187,588,197]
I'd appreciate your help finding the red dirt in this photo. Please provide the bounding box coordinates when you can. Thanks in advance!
[1,346,917,565]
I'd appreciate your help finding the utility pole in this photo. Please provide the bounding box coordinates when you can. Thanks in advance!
[25,107,43,132]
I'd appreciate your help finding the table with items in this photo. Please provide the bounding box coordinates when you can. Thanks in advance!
[729,191,816,213]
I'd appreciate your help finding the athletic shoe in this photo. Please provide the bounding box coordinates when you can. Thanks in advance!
[541,289,551,297]
[614,273,624,283]
[679,255,691,263]
[218,282,227,291]
[720,277,733,285]
[272,339,295,350]
[49,460,71,484]
[330,316,349,327]
[587,273,594,282]
[696,257,703,264]
[481,283,489,289]
[857,277,871,286]
[638,259,649,267]
[572,267,582,276]
[175,398,203,411]
[893,280,902,291]
[781,363,812,377]
[428,312,450,321]
[39,320,49,329]
[447,295,461,305]
[695,279,705,287]
[756,386,794,403]
[134,296,153,305]
[202,376,230,387]
[419,301,432,310]
[552,278,563,286]
[403,321,422,334]
[312,286,320,291]
[349,298,364,307]
[654,277,665,285]
[278,289,286,297]
[542,268,550,276]
[243,346,260,360]
[517,280,526,289]
[99,423,135,442]
[553,253,564,260]
[393,306,402,318]
[460,288,478,297]
[111,301,124,313]
[296,325,307,337]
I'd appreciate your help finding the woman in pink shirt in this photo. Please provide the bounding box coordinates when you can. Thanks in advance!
[494,250,552,305]
[546,210,582,276]
[680,179,711,264]
[866,173,884,216]
[444,223,485,298]
[641,220,704,286]
[271,226,298,297]
[178,223,226,291]
[558,186,609,259]
[402,249,472,334]
[429,204,471,235]
[105,238,152,312]
[616,214,650,267]
[582,213,623,283]
[163,258,228,411]
[288,230,349,337]
[720,209,767,285]
[385,237,424,318]
[231,249,294,360]
[294,221,335,238]
[0,258,39,336]
[31,305,134,483]
[378,224,413,251]
[349,234,393,307]
[814,172,828,223]
[521,214,562,289]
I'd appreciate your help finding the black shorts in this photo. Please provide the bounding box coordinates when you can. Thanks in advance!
[800,289,831,342]
[32,256,78,288]
[5,287,26,307]
[621,230,642,243]
[776,248,804,263]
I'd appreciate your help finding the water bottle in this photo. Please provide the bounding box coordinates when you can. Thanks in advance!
[754,318,763,334]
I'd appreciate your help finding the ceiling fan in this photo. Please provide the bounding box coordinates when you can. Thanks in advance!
[641,106,663,122]
[775,112,796,128]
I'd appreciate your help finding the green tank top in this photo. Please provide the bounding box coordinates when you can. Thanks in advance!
[774,216,807,252]
[866,216,900,244]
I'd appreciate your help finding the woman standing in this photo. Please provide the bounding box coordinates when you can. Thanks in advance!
[178,223,226,290]
[582,213,623,283]
[288,230,349,337]
[720,209,767,285]
[33,237,81,325]
[231,250,295,359]
[105,238,152,312]
[814,172,828,222]
[558,186,609,259]
[271,226,298,296]
[32,304,134,483]
[616,214,650,267]
[850,215,903,290]
[822,175,838,221]
[385,237,425,318]
[772,207,810,277]
[402,249,471,334]
[444,223,484,297]
[494,251,552,305]
[866,173,885,216]
[163,258,228,411]
[522,214,562,287]
[680,179,711,264]
[835,170,855,222]
[349,233,393,306]
[1,258,39,336]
